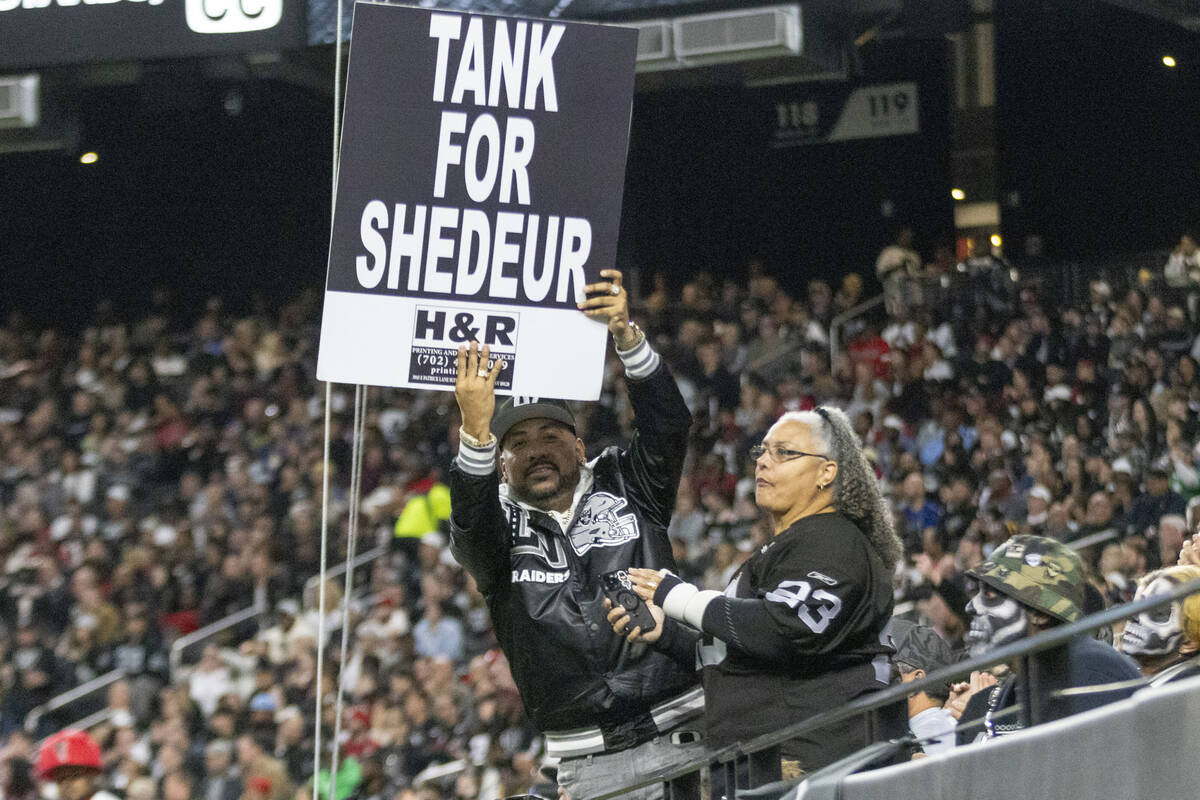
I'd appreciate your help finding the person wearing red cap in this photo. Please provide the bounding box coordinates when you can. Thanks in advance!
[36,730,118,800]
[244,775,273,800]
[341,704,379,759]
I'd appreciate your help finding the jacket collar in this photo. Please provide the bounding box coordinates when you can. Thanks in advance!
[500,462,596,531]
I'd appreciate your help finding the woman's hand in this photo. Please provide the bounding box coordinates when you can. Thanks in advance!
[624,567,667,603]
[604,598,665,645]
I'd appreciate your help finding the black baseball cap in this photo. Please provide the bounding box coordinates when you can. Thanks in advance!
[492,397,576,445]
[889,619,956,675]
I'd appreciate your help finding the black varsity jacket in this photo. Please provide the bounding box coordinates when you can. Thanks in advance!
[448,340,699,740]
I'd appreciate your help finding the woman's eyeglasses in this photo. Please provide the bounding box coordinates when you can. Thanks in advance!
[750,444,829,463]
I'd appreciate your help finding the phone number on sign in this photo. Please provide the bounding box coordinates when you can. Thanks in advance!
[415,352,454,369]
[414,352,504,370]
[409,345,514,390]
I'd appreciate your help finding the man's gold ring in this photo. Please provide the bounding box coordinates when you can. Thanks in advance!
[610,284,621,295]
[477,368,488,378]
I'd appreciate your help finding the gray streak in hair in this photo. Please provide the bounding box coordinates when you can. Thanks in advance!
[778,407,903,569]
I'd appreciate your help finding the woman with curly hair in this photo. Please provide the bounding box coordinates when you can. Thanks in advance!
[609,405,903,777]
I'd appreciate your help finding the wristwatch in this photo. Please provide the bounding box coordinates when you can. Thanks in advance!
[459,427,496,448]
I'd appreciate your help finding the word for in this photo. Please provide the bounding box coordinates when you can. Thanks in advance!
[433,112,534,205]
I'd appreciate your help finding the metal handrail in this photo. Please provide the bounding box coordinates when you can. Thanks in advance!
[593,576,1200,799]
[829,294,884,367]
[24,669,126,734]
[301,544,387,609]
[168,602,267,678]
[1065,527,1121,552]
[168,544,387,678]
[36,707,119,747]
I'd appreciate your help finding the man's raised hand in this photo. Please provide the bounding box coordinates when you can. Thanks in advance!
[455,341,503,442]
[578,269,640,350]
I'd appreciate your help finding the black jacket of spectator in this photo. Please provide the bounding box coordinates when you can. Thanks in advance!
[198,773,242,800]
[1127,490,1186,536]
[100,628,169,682]
[448,357,698,735]
[957,635,1140,743]
[696,366,740,412]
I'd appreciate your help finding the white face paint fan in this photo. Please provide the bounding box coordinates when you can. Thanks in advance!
[966,585,1029,658]
[1122,573,1186,658]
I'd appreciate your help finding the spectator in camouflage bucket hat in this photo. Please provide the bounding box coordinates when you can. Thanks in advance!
[965,535,1086,657]
[952,535,1141,744]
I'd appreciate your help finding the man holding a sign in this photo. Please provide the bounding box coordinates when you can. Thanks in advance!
[450,270,704,799]
[317,8,675,791]
[318,5,641,401]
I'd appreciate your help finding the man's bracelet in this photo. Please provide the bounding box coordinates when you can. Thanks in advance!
[614,320,645,352]
[459,427,496,448]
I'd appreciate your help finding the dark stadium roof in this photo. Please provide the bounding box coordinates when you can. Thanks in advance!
[1113,0,1200,30]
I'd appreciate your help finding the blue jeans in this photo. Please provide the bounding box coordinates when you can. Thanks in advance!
[556,727,707,800]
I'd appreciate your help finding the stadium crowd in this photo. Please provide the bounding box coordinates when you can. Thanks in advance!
[2,237,1200,798]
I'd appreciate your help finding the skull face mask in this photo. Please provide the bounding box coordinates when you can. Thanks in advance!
[966,584,1028,657]
[1121,574,1184,658]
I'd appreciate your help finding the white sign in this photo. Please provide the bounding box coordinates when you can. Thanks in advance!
[317,4,638,400]
[770,82,919,148]
[827,83,919,142]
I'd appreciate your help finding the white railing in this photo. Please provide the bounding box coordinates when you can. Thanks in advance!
[828,673,1200,800]
[24,669,125,735]
[168,603,268,678]
[169,544,389,677]
[301,544,387,608]
[35,707,119,746]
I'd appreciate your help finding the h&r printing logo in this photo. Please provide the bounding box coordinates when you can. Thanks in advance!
[408,306,519,391]
[186,0,281,33]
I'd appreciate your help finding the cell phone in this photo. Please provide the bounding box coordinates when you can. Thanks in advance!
[602,570,658,635]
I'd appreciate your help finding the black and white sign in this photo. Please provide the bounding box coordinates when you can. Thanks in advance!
[770,82,919,148]
[317,3,638,399]
[0,0,306,69]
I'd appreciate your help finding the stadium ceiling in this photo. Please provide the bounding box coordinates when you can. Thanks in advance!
[300,0,1200,90]
[1106,0,1200,30]
[7,0,1200,125]
[2,1,902,103]
[299,0,914,92]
